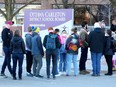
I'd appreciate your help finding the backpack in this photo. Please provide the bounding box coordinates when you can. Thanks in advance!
[68,34,79,51]
[46,34,57,50]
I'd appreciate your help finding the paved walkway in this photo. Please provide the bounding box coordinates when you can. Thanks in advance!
[0,55,116,87]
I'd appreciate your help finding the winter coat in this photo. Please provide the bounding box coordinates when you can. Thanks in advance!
[31,32,44,56]
[88,28,105,53]
[79,28,88,47]
[25,33,32,51]
[110,24,116,32]
[60,34,67,53]
[2,28,13,48]
[103,36,114,55]
[10,36,25,54]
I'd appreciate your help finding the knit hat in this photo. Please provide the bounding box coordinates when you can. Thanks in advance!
[5,20,14,25]
[94,22,101,28]
[32,26,40,33]
[48,27,54,33]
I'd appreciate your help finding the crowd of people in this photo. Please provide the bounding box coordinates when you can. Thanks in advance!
[0,19,116,80]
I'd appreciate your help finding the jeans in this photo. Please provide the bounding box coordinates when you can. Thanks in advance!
[33,55,42,76]
[52,49,59,75]
[12,53,24,78]
[46,49,57,77]
[59,53,67,72]
[1,47,12,75]
[79,47,88,71]
[66,53,78,75]
[91,52,102,75]
[26,50,33,73]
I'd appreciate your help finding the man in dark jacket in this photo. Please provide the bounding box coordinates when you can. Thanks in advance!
[25,26,33,77]
[43,27,61,79]
[88,22,105,76]
[31,26,44,78]
[0,20,14,77]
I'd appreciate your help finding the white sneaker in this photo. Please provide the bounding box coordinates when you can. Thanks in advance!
[55,73,61,77]
[62,72,66,75]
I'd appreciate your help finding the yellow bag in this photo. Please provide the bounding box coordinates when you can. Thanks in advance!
[69,43,78,51]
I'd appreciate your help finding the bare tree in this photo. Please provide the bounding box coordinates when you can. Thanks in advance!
[0,0,38,21]
[53,0,115,25]
[109,0,116,7]
[54,0,75,9]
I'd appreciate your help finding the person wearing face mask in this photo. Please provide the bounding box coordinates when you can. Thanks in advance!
[0,20,14,78]
[79,21,90,75]
[59,30,67,74]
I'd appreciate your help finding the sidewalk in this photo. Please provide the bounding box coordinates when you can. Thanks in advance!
[0,55,116,87]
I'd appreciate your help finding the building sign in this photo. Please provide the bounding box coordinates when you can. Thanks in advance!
[24,9,74,38]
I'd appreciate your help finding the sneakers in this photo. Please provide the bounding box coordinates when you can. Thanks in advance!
[55,73,61,77]
[19,77,22,80]
[66,74,69,76]
[91,74,100,76]
[47,75,50,79]
[34,75,43,78]
[0,73,8,78]
[105,73,113,76]
[53,75,56,80]
[79,70,90,75]
[47,75,56,80]
[13,77,17,80]
[26,72,33,77]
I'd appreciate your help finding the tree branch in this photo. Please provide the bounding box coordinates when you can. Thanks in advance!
[12,0,37,17]
[54,0,60,9]
[0,9,6,18]
[71,0,75,8]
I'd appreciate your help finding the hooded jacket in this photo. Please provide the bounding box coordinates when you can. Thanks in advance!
[88,28,105,53]
[10,36,25,54]
[31,32,44,56]
[25,33,32,51]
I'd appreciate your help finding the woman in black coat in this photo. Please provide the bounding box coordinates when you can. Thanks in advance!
[10,29,25,80]
[104,30,114,75]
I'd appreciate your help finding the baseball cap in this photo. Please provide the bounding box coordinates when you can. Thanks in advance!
[5,20,14,25]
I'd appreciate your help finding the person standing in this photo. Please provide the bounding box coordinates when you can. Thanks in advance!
[104,30,114,76]
[88,22,105,76]
[79,21,90,75]
[10,29,25,80]
[31,26,44,78]
[43,27,61,79]
[59,30,67,73]
[25,26,33,77]
[52,28,61,76]
[0,20,14,77]
[65,27,80,76]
